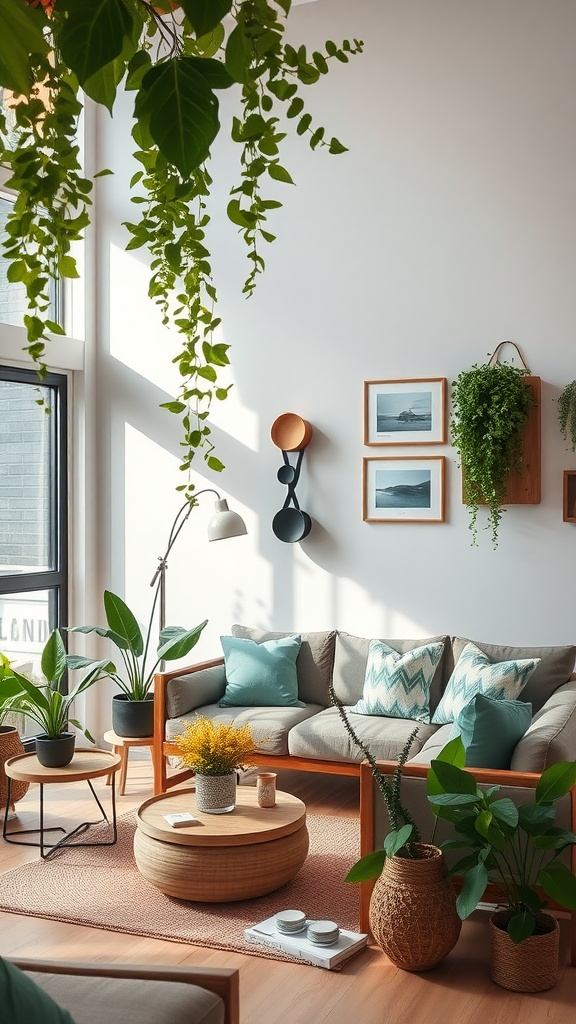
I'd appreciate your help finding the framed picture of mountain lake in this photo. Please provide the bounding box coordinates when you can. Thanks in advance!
[363,457,445,523]
[364,378,446,445]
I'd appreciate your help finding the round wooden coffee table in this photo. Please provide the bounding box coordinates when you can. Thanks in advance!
[134,787,308,902]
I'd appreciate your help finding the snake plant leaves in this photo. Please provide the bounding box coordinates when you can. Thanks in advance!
[58,0,138,88]
[0,0,49,96]
[136,58,223,177]
[180,0,233,38]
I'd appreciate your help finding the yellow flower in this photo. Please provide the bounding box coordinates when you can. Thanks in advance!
[174,716,257,775]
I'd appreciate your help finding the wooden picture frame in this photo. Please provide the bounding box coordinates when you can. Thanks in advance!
[364,378,446,445]
[363,456,446,523]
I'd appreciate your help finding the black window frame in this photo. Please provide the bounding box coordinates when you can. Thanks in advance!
[0,363,68,632]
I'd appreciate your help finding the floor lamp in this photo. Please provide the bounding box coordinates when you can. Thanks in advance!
[150,489,247,633]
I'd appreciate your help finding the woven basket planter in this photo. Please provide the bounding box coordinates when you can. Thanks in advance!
[0,726,30,809]
[369,843,462,971]
[195,772,237,814]
[490,911,559,991]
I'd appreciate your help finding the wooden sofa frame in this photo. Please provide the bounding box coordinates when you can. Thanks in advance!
[153,659,362,796]
[358,760,576,966]
[7,958,240,1024]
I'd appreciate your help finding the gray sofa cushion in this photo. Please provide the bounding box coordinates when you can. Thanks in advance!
[510,680,576,773]
[166,664,226,719]
[288,706,437,763]
[27,973,225,1024]
[231,625,335,706]
[451,638,576,714]
[166,703,323,756]
[332,631,450,713]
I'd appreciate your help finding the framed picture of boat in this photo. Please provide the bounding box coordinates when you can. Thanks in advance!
[364,378,446,445]
[363,456,445,523]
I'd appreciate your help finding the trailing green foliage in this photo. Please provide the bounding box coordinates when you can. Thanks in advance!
[0,0,363,502]
[451,361,535,548]
[0,629,112,741]
[428,737,576,943]
[558,379,576,452]
[68,590,207,701]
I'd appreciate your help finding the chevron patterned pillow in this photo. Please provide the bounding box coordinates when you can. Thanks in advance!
[432,641,540,725]
[348,639,445,723]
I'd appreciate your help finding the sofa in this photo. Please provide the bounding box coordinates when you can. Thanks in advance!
[152,626,576,795]
[2,958,239,1024]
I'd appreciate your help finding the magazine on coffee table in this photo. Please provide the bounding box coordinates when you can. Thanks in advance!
[244,915,368,969]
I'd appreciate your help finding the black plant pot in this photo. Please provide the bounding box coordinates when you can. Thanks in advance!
[112,694,154,738]
[35,732,76,768]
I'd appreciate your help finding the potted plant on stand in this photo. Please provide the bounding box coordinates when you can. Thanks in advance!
[428,743,576,991]
[0,630,111,768]
[331,689,462,970]
[173,716,257,814]
[69,590,207,739]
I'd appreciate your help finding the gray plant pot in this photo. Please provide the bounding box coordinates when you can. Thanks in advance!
[112,694,154,738]
[35,732,76,768]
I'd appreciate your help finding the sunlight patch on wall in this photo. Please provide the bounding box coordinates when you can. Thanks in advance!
[336,577,433,640]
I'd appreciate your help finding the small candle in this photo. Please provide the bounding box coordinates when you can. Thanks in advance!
[257,772,277,807]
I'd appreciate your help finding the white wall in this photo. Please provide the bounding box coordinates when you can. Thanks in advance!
[85,0,576,731]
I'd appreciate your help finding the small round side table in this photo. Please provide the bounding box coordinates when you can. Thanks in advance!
[104,729,154,796]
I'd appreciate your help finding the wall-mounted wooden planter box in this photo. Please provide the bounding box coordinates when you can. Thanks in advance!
[563,471,576,523]
[461,376,541,506]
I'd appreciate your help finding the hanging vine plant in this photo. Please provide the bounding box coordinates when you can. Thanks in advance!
[0,0,362,502]
[451,347,535,548]
[558,380,576,452]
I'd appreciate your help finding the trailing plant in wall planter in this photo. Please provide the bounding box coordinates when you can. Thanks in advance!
[0,0,362,503]
[451,354,535,548]
[558,380,576,452]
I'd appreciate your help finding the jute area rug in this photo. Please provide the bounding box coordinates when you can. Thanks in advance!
[0,810,360,965]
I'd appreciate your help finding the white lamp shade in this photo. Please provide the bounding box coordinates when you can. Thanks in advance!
[207,499,247,541]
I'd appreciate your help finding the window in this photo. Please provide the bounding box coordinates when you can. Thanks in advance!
[0,365,68,734]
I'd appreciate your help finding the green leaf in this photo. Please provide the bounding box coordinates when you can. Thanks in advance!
[518,803,555,833]
[536,761,576,803]
[345,848,387,883]
[508,912,536,944]
[206,456,225,472]
[103,591,144,657]
[456,861,488,919]
[136,58,220,177]
[539,863,576,912]
[0,0,49,96]
[429,758,479,796]
[157,622,208,662]
[58,255,80,279]
[383,824,413,857]
[160,401,187,414]
[268,163,294,185]
[184,57,234,91]
[58,0,135,87]
[40,630,67,686]
[328,137,348,155]
[225,24,250,84]
[489,798,519,829]
[436,735,467,767]
[179,0,232,37]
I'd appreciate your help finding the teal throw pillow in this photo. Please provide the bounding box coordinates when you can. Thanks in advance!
[432,642,539,725]
[348,639,445,723]
[0,958,75,1024]
[449,693,533,769]
[219,634,305,708]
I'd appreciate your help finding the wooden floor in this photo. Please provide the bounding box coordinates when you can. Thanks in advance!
[1,758,575,1024]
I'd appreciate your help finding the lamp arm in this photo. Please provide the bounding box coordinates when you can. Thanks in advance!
[149,489,222,636]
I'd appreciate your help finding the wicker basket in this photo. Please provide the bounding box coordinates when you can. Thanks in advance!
[489,911,559,991]
[0,726,30,809]
[369,843,462,971]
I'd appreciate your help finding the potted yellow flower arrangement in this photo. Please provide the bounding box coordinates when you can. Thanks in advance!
[174,717,257,815]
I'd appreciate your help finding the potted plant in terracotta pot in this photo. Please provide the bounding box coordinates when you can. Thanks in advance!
[331,687,462,971]
[173,716,257,814]
[0,630,110,768]
[428,743,576,991]
[69,591,207,738]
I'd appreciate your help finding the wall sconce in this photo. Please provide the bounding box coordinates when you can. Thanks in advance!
[270,413,313,543]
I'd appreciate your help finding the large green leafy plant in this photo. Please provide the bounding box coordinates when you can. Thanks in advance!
[451,360,535,547]
[428,738,576,943]
[69,590,207,701]
[0,628,110,740]
[0,0,362,502]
